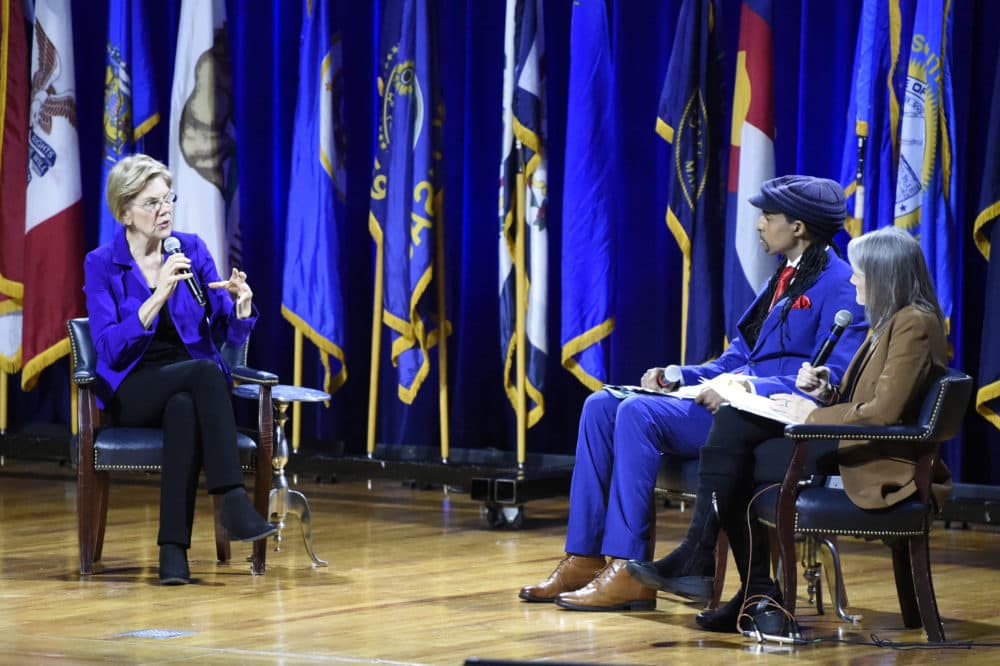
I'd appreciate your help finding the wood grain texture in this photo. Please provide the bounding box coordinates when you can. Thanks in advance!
[0,460,998,665]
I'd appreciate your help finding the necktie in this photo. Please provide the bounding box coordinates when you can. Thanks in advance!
[769,265,796,311]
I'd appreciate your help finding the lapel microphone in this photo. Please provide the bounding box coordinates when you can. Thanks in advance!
[811,309,853,366]
[163,236,207,307]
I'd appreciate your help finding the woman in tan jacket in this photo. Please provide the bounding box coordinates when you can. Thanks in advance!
[629,226,948,632]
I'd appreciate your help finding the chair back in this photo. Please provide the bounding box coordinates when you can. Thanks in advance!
[67,318,97,384]
[917,368,973,444]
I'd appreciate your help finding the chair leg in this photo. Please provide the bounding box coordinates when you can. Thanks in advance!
[817,536,861,624]
[213,495,232,563]
[94,473,109,562]
[776,514,798,617]
[709,529,729,610]
[909,534,945,642]
[889,538,922,629]
[78,473,96,576]
[250,462,270,575]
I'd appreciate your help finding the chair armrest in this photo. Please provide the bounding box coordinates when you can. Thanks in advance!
[73,366,97,386]
[231,365,278,385]
[784,422,931,442]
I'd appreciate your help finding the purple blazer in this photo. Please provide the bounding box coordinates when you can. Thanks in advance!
[83,228,256,409]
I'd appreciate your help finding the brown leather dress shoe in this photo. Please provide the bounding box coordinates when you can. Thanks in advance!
[554,558,657,611]
[519,554,607,602]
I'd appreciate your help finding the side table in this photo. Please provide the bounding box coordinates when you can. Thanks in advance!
[233,383,329,567]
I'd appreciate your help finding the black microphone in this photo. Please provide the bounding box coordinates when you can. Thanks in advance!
[162,236,206,307]
[811,309,853,366]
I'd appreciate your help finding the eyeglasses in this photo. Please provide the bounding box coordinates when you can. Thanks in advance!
[134,191,178,213]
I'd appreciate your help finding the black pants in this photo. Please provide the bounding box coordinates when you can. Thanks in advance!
[112,359,244,547]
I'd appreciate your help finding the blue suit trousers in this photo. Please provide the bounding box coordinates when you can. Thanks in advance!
[564,390,714,561]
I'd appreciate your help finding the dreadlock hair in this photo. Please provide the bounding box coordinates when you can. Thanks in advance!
[739,241,832,348]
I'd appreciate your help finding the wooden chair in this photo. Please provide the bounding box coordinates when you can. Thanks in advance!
[756,368,973,642]
[67,317,277,576]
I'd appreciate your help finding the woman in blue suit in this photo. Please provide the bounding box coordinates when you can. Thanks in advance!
[84,154,275,584]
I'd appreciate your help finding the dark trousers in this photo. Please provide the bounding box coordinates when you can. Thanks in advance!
[112,359,244,547]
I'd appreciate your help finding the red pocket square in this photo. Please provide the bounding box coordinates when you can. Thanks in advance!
[790,295,811,310]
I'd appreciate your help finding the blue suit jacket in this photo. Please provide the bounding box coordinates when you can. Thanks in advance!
[83,228,256,408]
[680,249,867,397]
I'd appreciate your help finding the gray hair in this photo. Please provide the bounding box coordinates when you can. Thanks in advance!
[105,154,173,223]
[847,226,943,332]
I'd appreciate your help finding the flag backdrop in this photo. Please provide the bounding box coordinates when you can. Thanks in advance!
[22,0,86,390]
[0,0,29,374]
[893,0,957,326]
[973,46,1000,431]
[369,0,445,404]
[724,0,776,336]
[99,0,160,247]
[656,0,726,364]
[282,0,348,396]
[169,0,240,276]
[499,0,548,427]
[840,0,899,238]
[560,0,615,392]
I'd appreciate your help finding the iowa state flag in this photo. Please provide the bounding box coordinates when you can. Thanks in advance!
[282,0,348,396]
[499,0,548,426]
[369,0,445,404]
[560,0,616,392]
[657,0,726,364]
[1,0,29,374]
[23,0,86,390]
[99,0,160,247]
[724,0,776,338]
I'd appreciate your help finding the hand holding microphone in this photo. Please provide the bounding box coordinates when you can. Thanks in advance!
[162,236,206,306]
[797,309,853,402]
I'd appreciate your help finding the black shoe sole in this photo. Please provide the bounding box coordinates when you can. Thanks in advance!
[159,576,190,585]
[554,598,656,612]
[626,561,713,601]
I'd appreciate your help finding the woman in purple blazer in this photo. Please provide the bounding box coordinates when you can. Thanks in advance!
[84,154,274,585]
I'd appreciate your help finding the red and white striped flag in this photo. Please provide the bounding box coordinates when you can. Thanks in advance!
[1,0,29,374]
[22,0,85,390]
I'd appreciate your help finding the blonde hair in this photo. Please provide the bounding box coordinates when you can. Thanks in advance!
[105,154,173,223]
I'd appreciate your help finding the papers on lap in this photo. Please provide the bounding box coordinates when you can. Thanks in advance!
[602,373,804,425]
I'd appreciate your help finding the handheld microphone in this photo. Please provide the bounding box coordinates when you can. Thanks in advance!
[811,309,853,366]
[162,236,206,307]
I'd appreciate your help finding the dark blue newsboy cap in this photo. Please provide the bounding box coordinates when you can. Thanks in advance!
[749,175,847,241]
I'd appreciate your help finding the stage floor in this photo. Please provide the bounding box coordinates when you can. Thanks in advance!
[0,459,998,664]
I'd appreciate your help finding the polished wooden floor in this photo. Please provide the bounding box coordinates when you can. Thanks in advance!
[1,459,999,665]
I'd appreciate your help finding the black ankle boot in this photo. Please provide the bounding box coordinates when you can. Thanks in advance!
[219,487,277,542]
[159,544,190,585]
[627,488,719,601]
[695,580,783,633]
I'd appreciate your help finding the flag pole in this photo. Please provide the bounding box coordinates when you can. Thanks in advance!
[292,328,303,452]
[367,229,385,458]
[514,140,528,468]
[0,371,7,434]
[435,193,451,464]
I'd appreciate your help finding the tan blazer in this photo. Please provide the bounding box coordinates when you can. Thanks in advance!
[805,305,950,510]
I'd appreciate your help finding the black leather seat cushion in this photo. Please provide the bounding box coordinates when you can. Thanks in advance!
[89,428,257,471]
[755,484,928,536]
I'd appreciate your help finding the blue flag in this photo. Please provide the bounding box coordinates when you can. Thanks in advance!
[893,0,957,327]
[282,0,348,396]
[499,0,548,427]
[840,0,899,238]
[369,0,445,404]
[101,0,159,246]
[657,0,726,364]
[561,0,616,392]
[973,47,1000,432]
